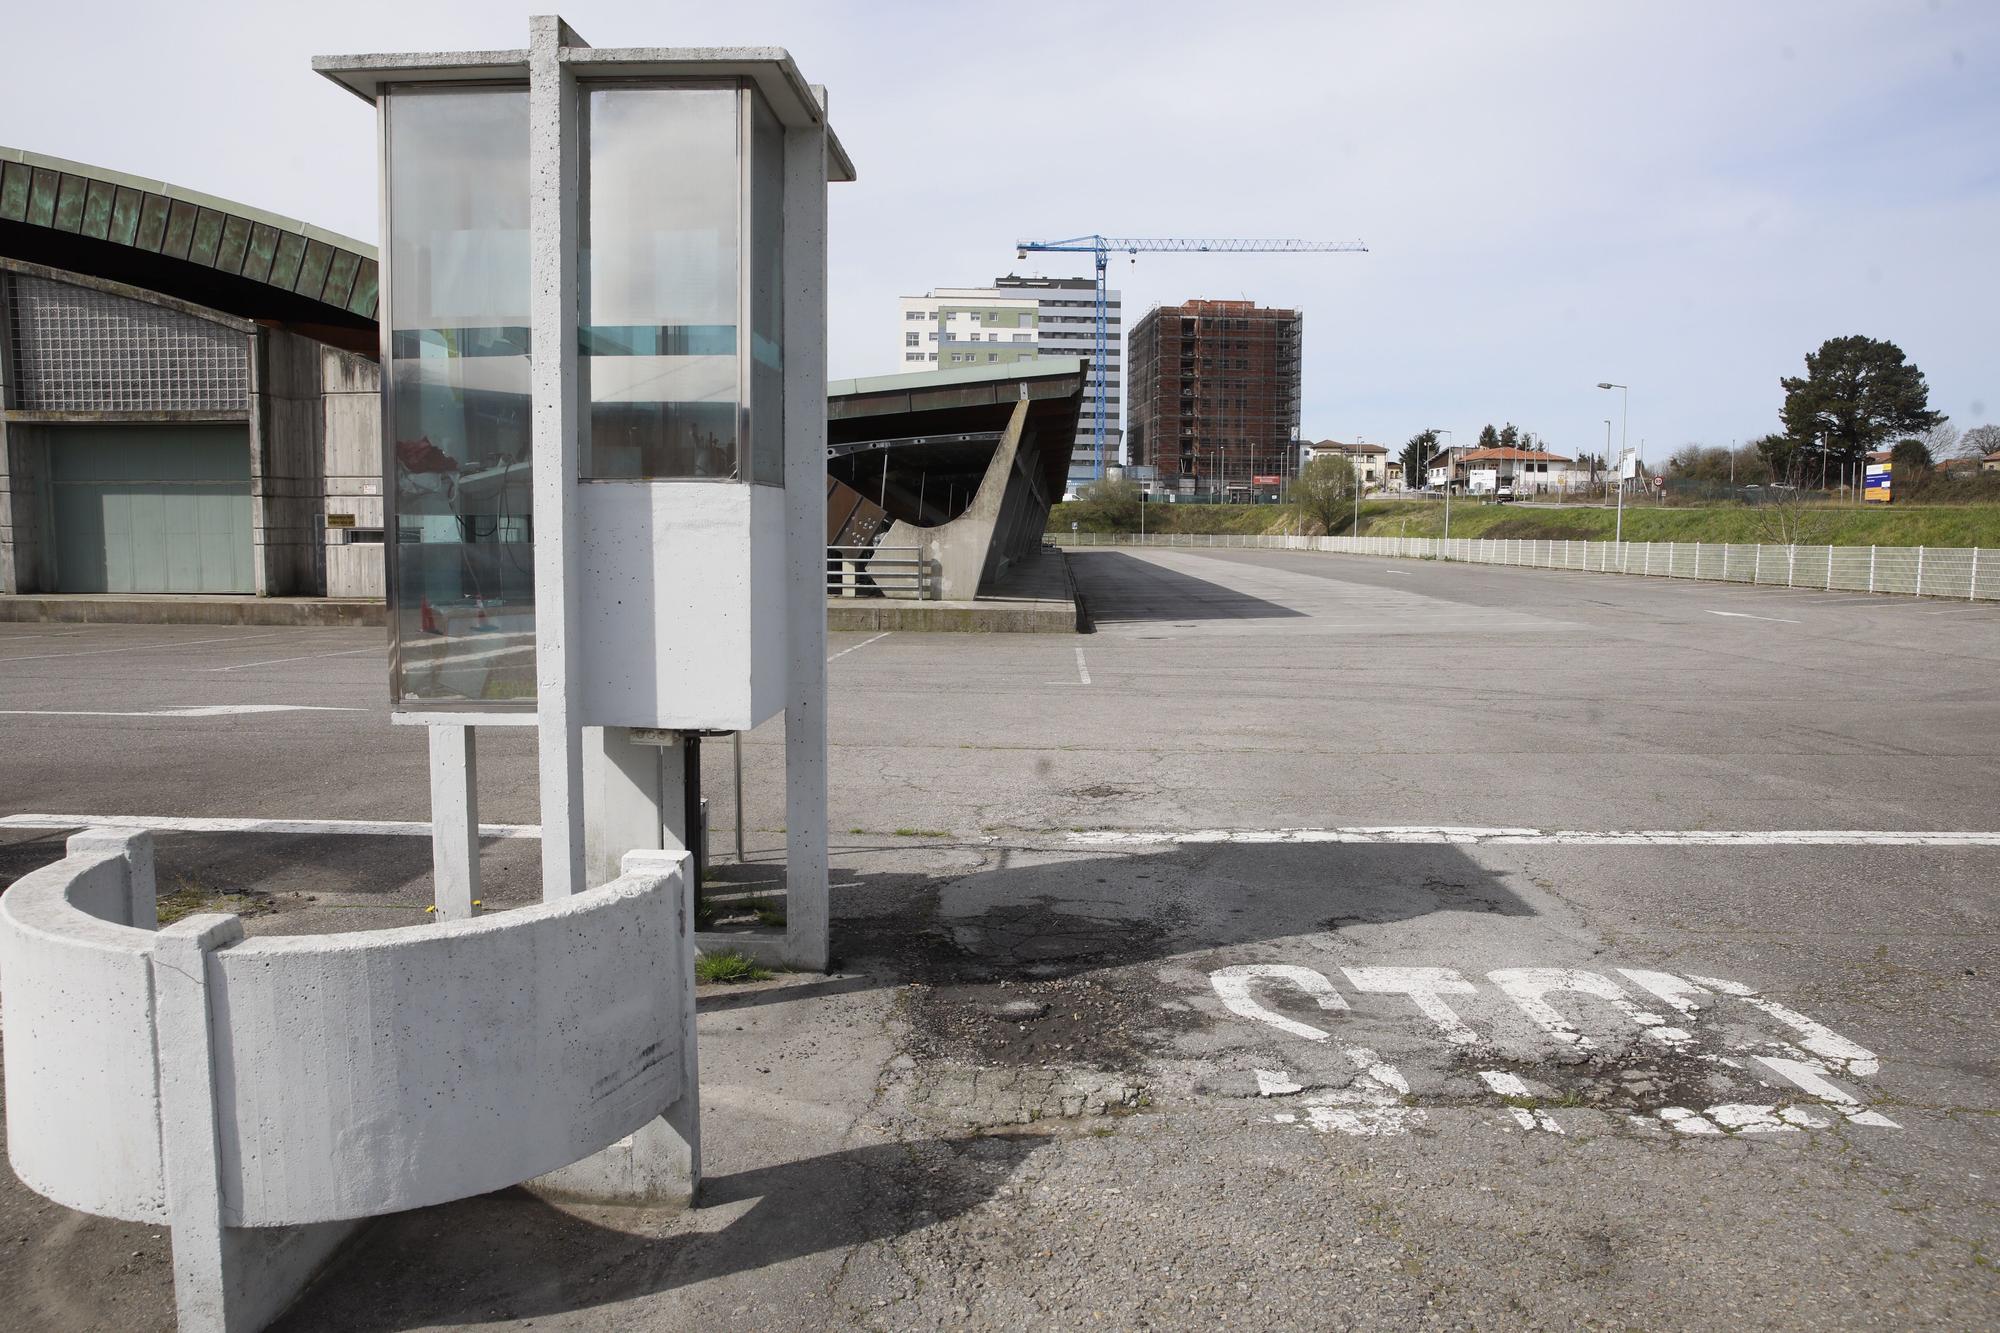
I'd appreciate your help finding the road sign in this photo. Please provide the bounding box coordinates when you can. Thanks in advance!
[1865,461,1892,504]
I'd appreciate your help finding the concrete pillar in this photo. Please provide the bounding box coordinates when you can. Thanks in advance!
[152,913,244,1332]
[66,827,157,929]
[781,88,832,972]
[150,911,361,1330]
[427,725,479,920]
[583,726,674,889]
[529,15,588,901]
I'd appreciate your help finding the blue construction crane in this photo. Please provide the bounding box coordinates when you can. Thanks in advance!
[1013,235,1369,481]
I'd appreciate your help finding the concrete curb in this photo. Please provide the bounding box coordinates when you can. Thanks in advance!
[0,596,386,627]
[827,599,1077,633]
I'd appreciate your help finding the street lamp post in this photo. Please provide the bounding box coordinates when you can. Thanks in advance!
[1602,417,1614,525]
[1354,443,1363,535]
[1597,383,1628,543]
[1430,428,1454,540]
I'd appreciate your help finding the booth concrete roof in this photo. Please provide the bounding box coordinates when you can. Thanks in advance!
[313,45,855,183]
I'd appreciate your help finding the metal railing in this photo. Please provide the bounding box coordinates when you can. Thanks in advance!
[1048,532,1997,602]
[827,545,935,599]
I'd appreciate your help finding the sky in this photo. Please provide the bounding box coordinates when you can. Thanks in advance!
[5,1,1996,464]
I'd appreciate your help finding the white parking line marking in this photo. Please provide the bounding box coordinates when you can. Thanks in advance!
[1069,826,2000,848]
[0,631,292,664]
[1255,1069,1304,1097]
[1210,963,1347,1042]
[1706,610,1801,624]
[1074,645,1092,685]
[1478,1071,1564,1133]
[0,705,363,719]
[207,647,378,672]
[1755,1056,1900,1129]
[0,813,538,838]
[1209,962,1899,1139]
[827,632,890,663]
[1343,966,1482,1046]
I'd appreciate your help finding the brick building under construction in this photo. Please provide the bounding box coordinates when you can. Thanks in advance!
[1126,299,1303,498]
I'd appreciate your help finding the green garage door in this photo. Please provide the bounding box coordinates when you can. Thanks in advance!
[51,426,254,594]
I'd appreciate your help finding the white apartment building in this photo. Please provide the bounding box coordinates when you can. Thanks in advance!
[896,276,1122,493]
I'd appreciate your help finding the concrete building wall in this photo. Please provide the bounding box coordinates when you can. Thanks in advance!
[0,259,384,600]
[254,328,329,596]
[318,345,384,599]
[0,298,57,588]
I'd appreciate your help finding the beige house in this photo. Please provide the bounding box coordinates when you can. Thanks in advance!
[1301,439,1394,490]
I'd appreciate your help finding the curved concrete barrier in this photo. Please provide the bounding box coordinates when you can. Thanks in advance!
[1,828,696,1330]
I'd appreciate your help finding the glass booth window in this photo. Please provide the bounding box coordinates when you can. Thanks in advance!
[580,85,742,480]
[385,87,534,706]
[748,89,785,485]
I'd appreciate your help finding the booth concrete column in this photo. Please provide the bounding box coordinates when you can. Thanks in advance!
[782,86,833,971]
[584,726,694,889]
[529,14,589,902]
[427,724,480,920]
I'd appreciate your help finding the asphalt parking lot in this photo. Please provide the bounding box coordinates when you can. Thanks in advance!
[1,548,1995,1329]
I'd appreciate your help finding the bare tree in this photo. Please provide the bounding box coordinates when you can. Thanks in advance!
[1958,423,2000,461]
[1923,420,1961,461]
[1750,448,1833,546]
[1291,455,1358,535]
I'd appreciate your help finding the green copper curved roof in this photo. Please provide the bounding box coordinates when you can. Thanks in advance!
[0,146,377,325]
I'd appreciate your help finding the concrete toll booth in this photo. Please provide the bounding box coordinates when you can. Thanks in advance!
[316,16,853,966]
[0,18,848,1333]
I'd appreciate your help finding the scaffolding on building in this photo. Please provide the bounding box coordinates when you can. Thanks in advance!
[1127,300,1303,501]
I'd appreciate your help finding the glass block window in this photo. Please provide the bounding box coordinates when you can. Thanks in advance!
[7,275,250,412]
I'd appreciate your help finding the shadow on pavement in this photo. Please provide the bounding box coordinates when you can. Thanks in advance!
[274,1135,1050,1331]
[811,840,1537,1070]
[1067,548,1305,624]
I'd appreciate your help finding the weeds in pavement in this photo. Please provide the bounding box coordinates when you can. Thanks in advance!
[695,950,772,985]
[156,880,274,925]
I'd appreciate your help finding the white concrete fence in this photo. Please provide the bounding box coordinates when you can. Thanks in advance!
[1051,532,1998,602]
[0,829,697,1332]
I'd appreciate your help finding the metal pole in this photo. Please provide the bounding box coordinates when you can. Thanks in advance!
[732,731,745,862]
[1432,429,1453,540]
[1620,386,1628,493]
[1092,245,1109,480]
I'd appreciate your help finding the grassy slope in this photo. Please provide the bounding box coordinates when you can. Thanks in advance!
[1047,501,1291,535]
[1047,499,2000,547]
[1350,500,2000,548]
